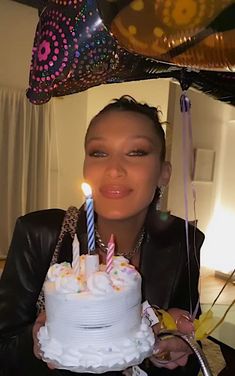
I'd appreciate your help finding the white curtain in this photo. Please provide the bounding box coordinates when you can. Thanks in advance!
[0,87,58,258]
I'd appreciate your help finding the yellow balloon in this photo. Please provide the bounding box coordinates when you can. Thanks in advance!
[98,0,235,71]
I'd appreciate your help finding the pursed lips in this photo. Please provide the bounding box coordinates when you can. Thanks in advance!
[99,185,132,199]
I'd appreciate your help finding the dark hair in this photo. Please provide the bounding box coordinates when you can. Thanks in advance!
[86,95,166,161]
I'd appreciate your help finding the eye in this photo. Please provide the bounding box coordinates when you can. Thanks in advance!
[88,150,108,158]
[127,149,149,157]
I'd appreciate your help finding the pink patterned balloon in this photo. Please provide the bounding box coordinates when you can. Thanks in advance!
[27,0,124,104]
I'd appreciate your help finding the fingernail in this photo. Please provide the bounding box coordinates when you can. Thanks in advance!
[153,344,160,355]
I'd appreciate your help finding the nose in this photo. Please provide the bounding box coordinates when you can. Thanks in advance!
[105,155,126,178]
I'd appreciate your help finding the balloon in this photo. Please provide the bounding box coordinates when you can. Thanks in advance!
[26,0,235,106]
[26,0,180,104]
[97,0,235,72]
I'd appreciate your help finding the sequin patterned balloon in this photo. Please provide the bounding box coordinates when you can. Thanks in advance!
[27,0,235,105]
[27,0,124,104]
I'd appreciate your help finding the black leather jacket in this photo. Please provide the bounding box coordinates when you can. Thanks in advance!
[0,207,204,376]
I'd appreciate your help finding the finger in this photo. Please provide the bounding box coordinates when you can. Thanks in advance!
[172,352,189,367]
[32,323,41,340]
[32,313,46,359]
[168,308,192,320]
[47,362,56,369]
[34,348,41,359]
[35,311,46,325]
[33,342,42,359]
[149,355,178,370]
[150,351,189,370]
[164,351,189,366]
[32,313,46,340]
[176,315,194,334]
[152,321,162,335]
[168,308,194,334]
[155,337,191,354]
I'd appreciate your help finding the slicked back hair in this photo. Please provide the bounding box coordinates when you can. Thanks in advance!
[86,95,166,161]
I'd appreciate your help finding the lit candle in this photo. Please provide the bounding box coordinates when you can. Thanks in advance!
[72,234,80,276]
[106,234,115,273]
[81,182,95,253]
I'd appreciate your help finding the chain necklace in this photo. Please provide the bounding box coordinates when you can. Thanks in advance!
[95,226,145,260]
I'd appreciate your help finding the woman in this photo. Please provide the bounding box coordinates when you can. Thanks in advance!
[0,96,204,376]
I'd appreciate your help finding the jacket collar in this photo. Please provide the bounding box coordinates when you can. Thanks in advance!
[75,205,204,253]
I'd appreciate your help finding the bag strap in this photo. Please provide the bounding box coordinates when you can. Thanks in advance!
[37,206,79,312]
[50,206,80,266]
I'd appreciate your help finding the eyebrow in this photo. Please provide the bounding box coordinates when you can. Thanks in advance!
[86,136,105,143]
[131,135,155,144]
[86,135,155,145]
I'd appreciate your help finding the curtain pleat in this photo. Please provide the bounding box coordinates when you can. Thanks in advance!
[0,87,58,257]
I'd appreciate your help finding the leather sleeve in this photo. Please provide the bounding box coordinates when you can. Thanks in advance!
[141,216,205,376]
[0,210,64,373]
[169,226,205,317]
[142,214,205,316]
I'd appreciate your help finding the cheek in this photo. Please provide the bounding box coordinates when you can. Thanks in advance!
[83,159,95,179]
[134,165,160,200]
[140,183,156,205]
[83,157,88,178]
[135,163,160,187]
[133,175,156,204]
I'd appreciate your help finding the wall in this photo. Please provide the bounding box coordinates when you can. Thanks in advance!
[86,80,170,124]
[167,82,235,271]
[53,93,88,209]
[0,0,38,89]
[204,117,235,272]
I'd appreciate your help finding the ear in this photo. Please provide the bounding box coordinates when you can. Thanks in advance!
[158,161,172,186]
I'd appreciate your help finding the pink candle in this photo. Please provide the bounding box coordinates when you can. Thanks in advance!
[106,234,115,273]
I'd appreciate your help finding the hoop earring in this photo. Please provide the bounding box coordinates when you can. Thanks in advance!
[156,186,165,211]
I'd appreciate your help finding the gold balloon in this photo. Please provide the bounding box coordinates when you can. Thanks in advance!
[99,0,235,71]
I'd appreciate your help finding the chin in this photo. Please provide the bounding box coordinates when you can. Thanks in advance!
[95,201,148,222]
[99,210,128,221]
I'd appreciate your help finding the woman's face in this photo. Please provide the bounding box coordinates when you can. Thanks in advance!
[83,110,171,221]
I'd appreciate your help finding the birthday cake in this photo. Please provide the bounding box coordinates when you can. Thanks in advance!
[38,255,154,373]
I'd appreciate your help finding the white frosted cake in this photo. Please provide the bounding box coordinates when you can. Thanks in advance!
[38,255,154,373]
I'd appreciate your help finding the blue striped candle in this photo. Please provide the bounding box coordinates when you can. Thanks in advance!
[81,182,95,253]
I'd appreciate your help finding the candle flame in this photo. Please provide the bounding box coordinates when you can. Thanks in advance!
[81,182,92,197]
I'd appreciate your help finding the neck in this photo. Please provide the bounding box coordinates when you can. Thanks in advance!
[96,211,146,254]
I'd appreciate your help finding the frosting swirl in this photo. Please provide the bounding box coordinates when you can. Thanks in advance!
[87,271,113,295]
[47,262,84,293]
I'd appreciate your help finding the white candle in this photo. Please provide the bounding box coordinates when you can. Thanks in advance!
[72,234,80,276]
[85,254,99,279]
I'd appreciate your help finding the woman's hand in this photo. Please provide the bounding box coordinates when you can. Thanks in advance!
[150,308,195,370]
[32,311,55,369]
[32,311,46,360]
